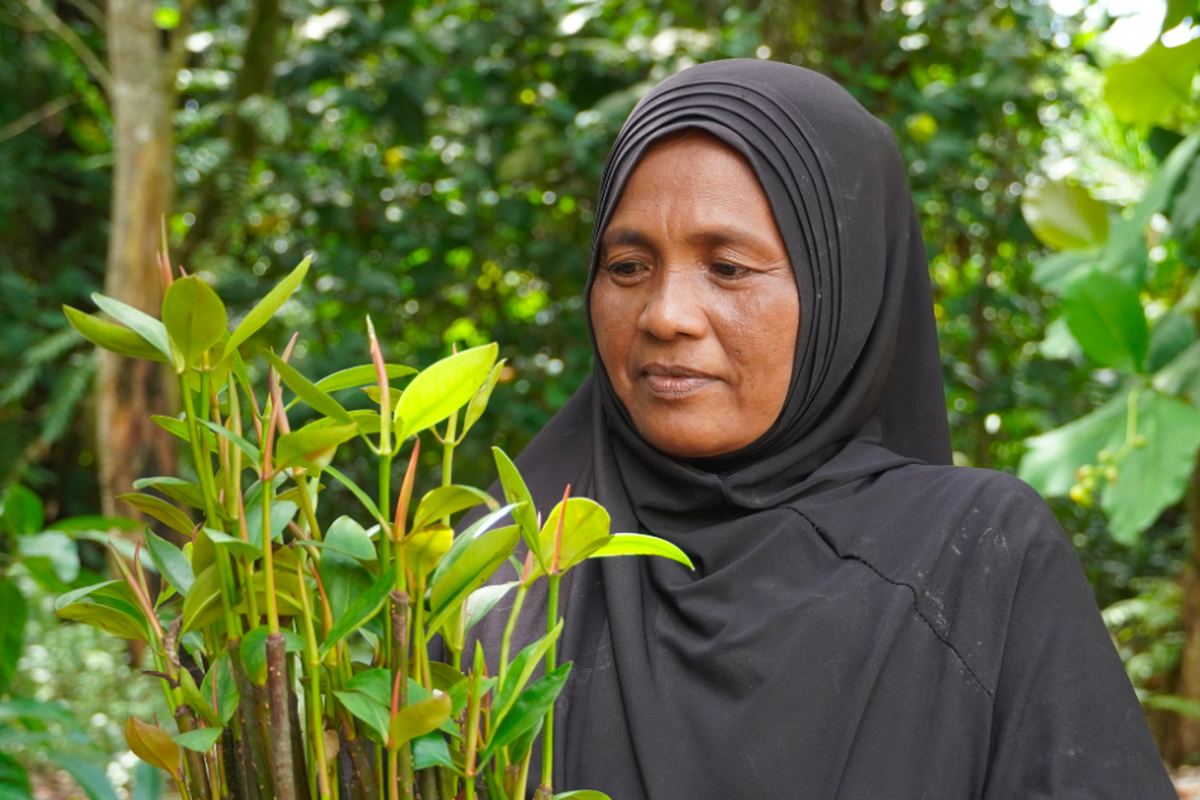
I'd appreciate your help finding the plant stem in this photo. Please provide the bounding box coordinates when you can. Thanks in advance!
[540,574,561,791]
[388,591,413,800]
[267,633,297,800]
[497,582,528,690]
[299,560,332,800]
[175,705,214,800]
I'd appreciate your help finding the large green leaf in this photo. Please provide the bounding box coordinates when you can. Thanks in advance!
[63,306,168,362]
[57,601,147,641]
[535,497,610,576]
[333,689,389,743]
[322,516,377,561]
[463,581,516,634]
[412,733,456,772]
[0,484,43,535]
[395,343,498,440]
[403,526,453,579]
[144,531,194,597]
[117,493,195,538]
[161,276,227,371]
[319,572,393,656]
[90,293,172,362]
[428,523,519,628]
[0,582,26,695]
[312,363,416,394]
[240,625,305,685]
[587,533,694,569]
[388,692,451,747]
[412,485,495,532]
[1061,268,1148,372]
[18,532,80,583]
[460,359,504,439]
[429,504,518,588]
[1104,392,1200,544]
[320,538,376,625]
[200,653,239,724]
[1020,180,1108,251]
[180,565,222,633]
[1104,38,1200,126]
[132,477,205,510]
[221,255,310,362]
[1018,393,1127,497]
[494,621,562,728]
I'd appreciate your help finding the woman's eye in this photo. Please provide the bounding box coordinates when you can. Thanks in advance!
[711,262,750,279]
[605,261,643,277]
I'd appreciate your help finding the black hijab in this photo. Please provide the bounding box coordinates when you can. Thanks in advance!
[475,59,1173,800]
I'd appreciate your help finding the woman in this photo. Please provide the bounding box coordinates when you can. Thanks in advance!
[473,59,1175,798]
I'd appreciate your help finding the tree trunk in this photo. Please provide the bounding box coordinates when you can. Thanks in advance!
[99,0,177,518]
[1160,460,1200,764]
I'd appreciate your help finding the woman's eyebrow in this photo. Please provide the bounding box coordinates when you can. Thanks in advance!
[601,225,777,252]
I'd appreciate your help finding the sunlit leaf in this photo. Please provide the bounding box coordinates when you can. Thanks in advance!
[492,448,540,564]
[1020,180,1108,251]
[587,533,693,569]
[275,423,357,471]
[1104,38,1200,126]
[404,525,452,579]
[395,343,498,440]
[63,306,168,362]
[221,255,310,362]
[161,276,227,371]
[388,692,451,747]
[91,294,172,362]
[262,351,353,425]
[1061,268,1148,373]
[412,485,495,532]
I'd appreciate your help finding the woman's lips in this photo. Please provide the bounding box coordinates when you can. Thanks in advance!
[639,364,715,398]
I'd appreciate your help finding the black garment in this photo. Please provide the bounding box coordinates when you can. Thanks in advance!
[469,60,1175,799]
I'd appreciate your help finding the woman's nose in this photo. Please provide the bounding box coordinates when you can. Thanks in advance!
[637,269,707,341]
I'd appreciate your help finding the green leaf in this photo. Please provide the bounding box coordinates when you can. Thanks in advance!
[172,728,223,753]
[132,760,163,800]
[117,493,196,537]
[196,419,261,463]
[144,531,194,597]
[319,543,375,625]
[1020,180,1108,251]
[396,343,498,440]
[323,516,377,561]
[536,498,610,575]
[56,602,147,641]
[1163,0,1197,32]
[313,363,417,394]
[180,565,222,633]
[222,255,310,362]
[47,756,119,800]
[1174,156,1200,232]
[18,532,80,583]
[153,415,215,448]
[430,503,519,589]
[463,581,516,634]
[1030,250,1096,293]
[0,484,43,535]
[404,525,453,579]
[241,625,305,685]
[460,359,505,438]
[242,500,298,546]
[333,690,389,743]
[178,670,220,727]
[275,423,358,471]
[492,448,540,563]
[320,573,393,656]
[345,668,392,706]
[90,293,173,361]
[484,662,571,759]
[0,582,26,695]
[64,306,168,362]
[1061,268,1148,372]
[388,692,451,747]
[428,524,519,629]
[262,351,353,425]
[412,732,457,772]
[1146,312,1196,374]
[201,653,239,724]
[326,466,387,526]
[1019,394,1126,497]
[162,276,228,371]
[587,533,694,569]
[0,752,33,800]
[0,698,78,729]
[132,477,205,510]
[494,621,562,727]
[412,485,496,532]
[1104,392,1200,544]
[1104,38,1200,126]
[203,528,262,561]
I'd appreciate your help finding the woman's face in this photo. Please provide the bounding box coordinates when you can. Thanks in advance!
[591,133,800,459]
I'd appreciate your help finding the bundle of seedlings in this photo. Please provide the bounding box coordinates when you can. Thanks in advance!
[60,249,690,800]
